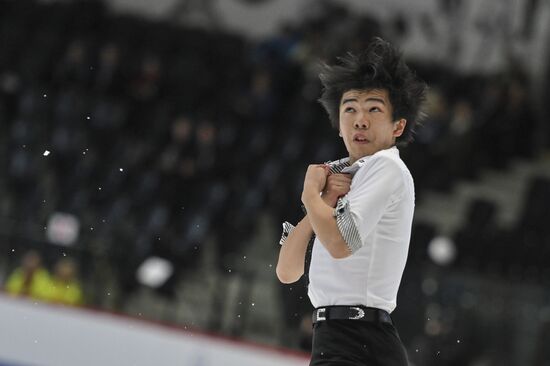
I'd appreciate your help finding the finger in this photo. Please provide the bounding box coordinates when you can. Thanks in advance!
[331,173,351,178]
[329,176,352,185]
[331,173,352,181]
[330,174,350,180]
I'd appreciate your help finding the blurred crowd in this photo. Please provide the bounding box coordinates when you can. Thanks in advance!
[1,0,550,365]
[4,250,83,306]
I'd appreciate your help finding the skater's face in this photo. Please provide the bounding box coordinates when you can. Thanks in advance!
[338,89,406,163]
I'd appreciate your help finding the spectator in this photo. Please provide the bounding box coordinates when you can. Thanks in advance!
[54,39,91,88]
[4,250,53,302]
[50,257,84,306]
[297,313,313,352]
[94,42,124,95]
[128,54,162,102]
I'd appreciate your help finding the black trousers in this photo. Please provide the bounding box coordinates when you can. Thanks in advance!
[310,319,409,366]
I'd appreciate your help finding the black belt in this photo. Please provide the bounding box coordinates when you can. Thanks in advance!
[312,305,392,325]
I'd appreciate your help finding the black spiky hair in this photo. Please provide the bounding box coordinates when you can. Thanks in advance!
[318,37,427,146]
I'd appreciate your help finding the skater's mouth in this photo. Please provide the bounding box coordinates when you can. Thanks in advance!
[353,133,370,144]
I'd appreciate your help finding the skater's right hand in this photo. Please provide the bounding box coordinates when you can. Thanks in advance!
[321,173,352,208]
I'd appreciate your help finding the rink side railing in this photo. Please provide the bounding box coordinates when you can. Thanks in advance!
[0,293,309,366]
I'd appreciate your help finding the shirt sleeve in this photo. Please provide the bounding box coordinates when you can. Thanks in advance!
[279,221,296,245]
[334,155,404,253]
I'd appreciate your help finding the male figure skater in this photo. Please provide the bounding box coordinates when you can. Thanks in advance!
[276,38,427,365]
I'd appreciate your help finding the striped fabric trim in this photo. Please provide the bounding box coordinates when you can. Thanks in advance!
[326,159,351,174]
[333,197,363,253]
[279,158,350,247]
[279,221,296,245]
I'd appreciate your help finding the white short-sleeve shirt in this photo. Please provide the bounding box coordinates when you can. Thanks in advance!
[307,146,415,313]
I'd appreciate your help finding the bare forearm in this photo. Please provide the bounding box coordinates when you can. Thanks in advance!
[276,217,313,283]
[302,190,350,258]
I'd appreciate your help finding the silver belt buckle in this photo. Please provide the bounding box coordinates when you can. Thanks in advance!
[349,307,365,320]
[316,308,326,321]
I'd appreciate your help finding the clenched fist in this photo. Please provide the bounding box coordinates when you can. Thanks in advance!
[322,173,352,207]
[302,164,330,194]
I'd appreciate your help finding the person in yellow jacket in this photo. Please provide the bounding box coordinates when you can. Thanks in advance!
[5,250,54,302]
[49,257,84,306]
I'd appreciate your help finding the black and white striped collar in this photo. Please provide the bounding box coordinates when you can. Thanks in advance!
[326,156,364,176]
[327,147,400,175]
[326,157,351,174]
